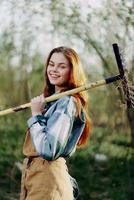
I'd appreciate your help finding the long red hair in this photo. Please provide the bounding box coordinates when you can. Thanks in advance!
[43,46,91,147]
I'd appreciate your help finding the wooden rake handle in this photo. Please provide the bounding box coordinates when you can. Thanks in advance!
[0,43,128,116]
[0,75,122,116]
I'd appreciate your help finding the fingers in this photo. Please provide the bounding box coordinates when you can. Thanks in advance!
[30,95,45,116]
[40,94,45,102]
[31,94,45,103]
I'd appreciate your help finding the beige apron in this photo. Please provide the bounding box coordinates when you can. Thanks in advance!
[20,130,74,200]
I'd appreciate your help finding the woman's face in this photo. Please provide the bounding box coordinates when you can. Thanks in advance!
[47,52,71,92]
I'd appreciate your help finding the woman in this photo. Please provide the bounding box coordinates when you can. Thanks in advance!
[20,46,91,200]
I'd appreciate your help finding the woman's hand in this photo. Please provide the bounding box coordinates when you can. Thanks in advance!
[30,94,45,116]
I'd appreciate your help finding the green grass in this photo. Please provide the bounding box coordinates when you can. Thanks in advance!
[0,114,26,200]
[0,120,134,200]
[68,128,134,200]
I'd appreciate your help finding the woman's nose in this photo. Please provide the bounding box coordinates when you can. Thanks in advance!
[52,65,58,72]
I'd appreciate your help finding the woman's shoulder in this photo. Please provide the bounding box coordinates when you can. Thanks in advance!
[56,95,77,106]
[56,95,77,115]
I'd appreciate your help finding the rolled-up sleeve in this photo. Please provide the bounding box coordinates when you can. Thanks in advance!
[27,96,77,160]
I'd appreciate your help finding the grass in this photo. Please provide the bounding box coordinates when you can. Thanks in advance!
[68,127,134,200]
[0,118,134,200]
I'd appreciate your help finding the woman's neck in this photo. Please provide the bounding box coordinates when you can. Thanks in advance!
[55,86,68,93]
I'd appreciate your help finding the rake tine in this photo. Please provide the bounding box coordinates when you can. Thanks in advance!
[129,85,134,92]
[129,89,134,97]
[128,85,134,108]
[112,43,132,109]
[131,98,134,108]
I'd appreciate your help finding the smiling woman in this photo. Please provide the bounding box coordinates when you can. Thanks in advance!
[47,52,71,93]
[20,46,91,200]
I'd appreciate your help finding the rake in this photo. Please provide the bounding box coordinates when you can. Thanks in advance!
[0,43,133,116]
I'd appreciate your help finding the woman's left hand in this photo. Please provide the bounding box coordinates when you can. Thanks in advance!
[30,94,45,116]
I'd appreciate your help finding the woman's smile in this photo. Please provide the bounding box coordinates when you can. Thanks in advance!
[49,73,60,78]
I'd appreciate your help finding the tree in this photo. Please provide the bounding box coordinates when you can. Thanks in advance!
[48,0,134,145]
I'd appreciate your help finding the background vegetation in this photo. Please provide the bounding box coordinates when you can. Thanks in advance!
[0,0,134,199]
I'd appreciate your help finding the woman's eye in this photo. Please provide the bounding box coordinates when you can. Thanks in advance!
[49,63,54,67]
[60,66,66,69]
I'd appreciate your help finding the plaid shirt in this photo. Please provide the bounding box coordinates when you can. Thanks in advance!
[27,96,86,161]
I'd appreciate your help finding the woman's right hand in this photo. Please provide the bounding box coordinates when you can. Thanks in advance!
[30,94,45,116]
